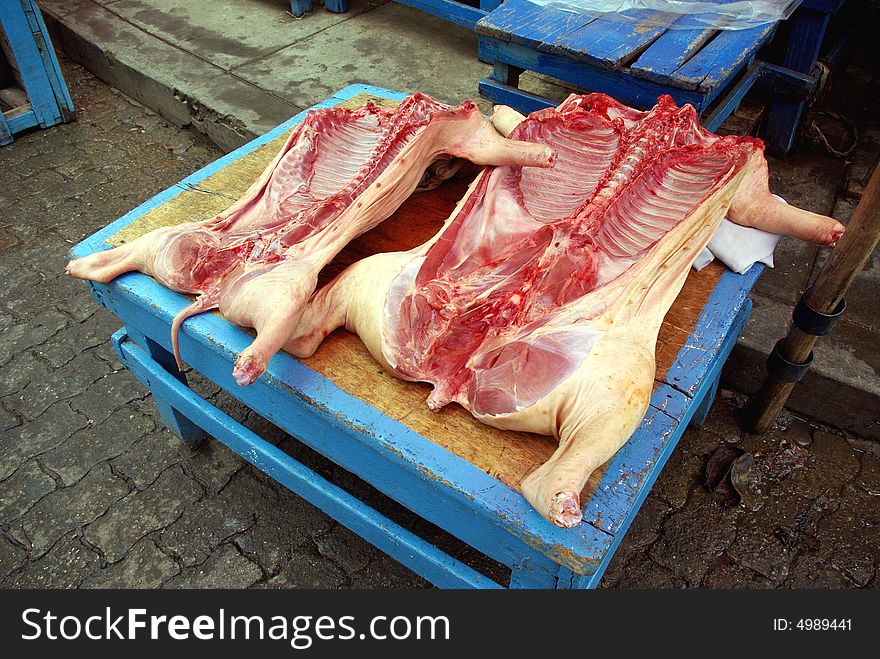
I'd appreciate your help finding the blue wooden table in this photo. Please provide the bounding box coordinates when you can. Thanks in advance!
[0,0,74,146]
[70,84,763,589]
[475,0,845,146]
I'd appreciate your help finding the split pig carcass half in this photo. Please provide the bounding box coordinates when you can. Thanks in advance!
[288,93,844,528]
[66,93,555,385]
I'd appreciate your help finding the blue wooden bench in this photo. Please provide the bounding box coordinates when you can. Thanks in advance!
[476,0,845,146]
[70,84,763,589]
[0,0,74,146]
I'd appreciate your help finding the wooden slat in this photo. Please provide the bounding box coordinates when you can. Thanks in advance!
[0,83,27,110]
[630,23,718,86]
[672,22,776,92]
[547,9,670,70]
[475,0,597,51]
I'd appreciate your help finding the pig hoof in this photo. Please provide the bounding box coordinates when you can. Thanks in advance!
[233,354,264,386]
[548,492,582,528]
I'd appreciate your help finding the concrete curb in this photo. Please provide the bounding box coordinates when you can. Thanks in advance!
[41,1,302,152]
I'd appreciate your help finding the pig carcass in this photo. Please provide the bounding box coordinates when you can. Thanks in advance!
[66,94,555,385]
[287,94,844,527]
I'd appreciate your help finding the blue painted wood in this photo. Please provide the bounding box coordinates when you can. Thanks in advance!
[701,63,760,132]
[479,0,502,10]
[672,23,776,92]
[323,0,349,13]
[0,0,73,144]
[478,77,555,115]
[123,325,206,447]
[664,265,764,397]
[763,7,831,153]
[0,111,11,146]
[113,330,502,589]
[20,0,74,121]
[548,10,669,71]
[630,24,718,86]
[478,37,707,112]
[289,0,313,17]
[393,0,486,30]
[72,83,766,589]
[509,555,560,589]
[476,0,597,52]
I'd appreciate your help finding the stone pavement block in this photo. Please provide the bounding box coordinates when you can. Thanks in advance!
[782,552,852,588]
[158,470,260,567]
[84,464,203,562]
[108,0,386,71]
[264,553,346,589]
[0,309,69,366]
[0,460,57,523]
[0,349,53,399]
[855,452,880,496]
[815,484,878,587]
[69,367,149,425]
[609,556,683,589]
[111,428,187,489]
[15,463,131,559]
[183,438,245,495]
[233,3,492,112]
[700,558,774,588]
[164,544,262,589]
[3,350,111,421]
[600,497,670,587]
[0,402,89,482]
[648,497,739,587]
[0,535,27,580]
[0,403,20,432]
[314,524,378,576]
[650,443,704,510]
[2,537,102,588]
[35,314,114,369]
[43,407,156,486]
[347,556,428,589]
[83,538,180,589]
[808,431,862,486]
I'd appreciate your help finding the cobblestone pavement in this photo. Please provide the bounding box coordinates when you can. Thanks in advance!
[1,62,878,589]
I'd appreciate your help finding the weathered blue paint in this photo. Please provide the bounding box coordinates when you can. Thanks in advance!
[113,330,501,589]
[629,23,717,86]
[701,63,761,133]
[289,0,313,17]
[72,85,763,589]
[763,6,833,153]
[0,0,74,144]
[392,0,486,30]
[323,0,349,13]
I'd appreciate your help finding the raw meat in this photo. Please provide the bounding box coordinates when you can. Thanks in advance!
[66,94,555,385]
[288,94,844,527]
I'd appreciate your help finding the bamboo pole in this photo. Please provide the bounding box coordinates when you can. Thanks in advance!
[745,161,880,433]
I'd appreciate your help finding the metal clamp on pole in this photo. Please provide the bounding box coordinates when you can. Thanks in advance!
[792,289,846,336]
[766,341,814,383]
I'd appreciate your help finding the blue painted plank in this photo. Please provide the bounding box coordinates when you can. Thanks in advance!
[478,76,556,115]
[672,22,776,93]
[393,0,485,30]
[701,63,760,131]
[5,108,40,134]
[476,0,597,51]
[630,24,718,87]
[114,331,501,589]
[20,0,74,120]
[548,10,669,70]
[663,265,764,397]
[478,37,708,111]
[0,0,62,127]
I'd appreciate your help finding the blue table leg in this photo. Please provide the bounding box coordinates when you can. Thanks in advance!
[290,0,313,17]
[117,326,206,447]
[690,373,722,427]
[323,0,348,13]
[763,7,831,153]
